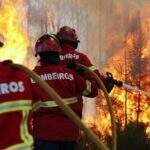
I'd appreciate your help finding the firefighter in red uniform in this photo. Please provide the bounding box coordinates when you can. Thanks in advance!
[32,34,98,150]
[0,60,34,150]
[56,26,123,92]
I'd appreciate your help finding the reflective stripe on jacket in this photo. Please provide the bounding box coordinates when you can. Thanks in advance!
[32,97,78,112]
[88,65,98,72]
[0,100,33,150]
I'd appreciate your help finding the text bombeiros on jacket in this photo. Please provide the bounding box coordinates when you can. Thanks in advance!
[31,72,74,83]
[60,53,79,60]
[0,81,25,94]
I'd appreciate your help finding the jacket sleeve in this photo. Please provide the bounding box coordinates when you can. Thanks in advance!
[79,53,114,93]
[82,80,98,98]
[91,69,115,93]
[73,70,98,98]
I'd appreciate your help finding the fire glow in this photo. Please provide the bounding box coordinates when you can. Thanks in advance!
[0,0,150,142]
[0,0,28,63]
[85,9,150,140]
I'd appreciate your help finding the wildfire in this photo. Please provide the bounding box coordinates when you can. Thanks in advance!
[0,0,28,64]
[84,8,150,140]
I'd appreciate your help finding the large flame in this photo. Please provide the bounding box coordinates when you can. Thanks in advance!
[0,0,150,142]
[84,8,150,140]
[0,0,28,63]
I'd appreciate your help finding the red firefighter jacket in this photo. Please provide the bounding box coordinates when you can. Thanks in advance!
[0,62,34,150]
[59,45,106,85]
[32,64,98,141]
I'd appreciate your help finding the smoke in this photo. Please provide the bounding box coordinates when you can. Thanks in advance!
[0,0,149,68]
[25,0,149,69]
[25,0,150,119]
[99,0,150,64]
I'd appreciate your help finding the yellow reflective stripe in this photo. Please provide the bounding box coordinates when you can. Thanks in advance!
[20,110,33,145]
[33,97,78,112]
[83,80,92,96]
[0,100,33,150]
[89,65,98,71]
[6,143,33,150]
[0,100,32,114]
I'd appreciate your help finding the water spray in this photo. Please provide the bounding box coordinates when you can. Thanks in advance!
[112,78,150,98]
[105,72,149,98]
[122,83,150,98]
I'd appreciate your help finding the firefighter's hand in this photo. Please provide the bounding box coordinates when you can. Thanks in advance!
[105,72,114,93]
[67,59,85,76]
[113,80,123,87]
[67,59,77,70]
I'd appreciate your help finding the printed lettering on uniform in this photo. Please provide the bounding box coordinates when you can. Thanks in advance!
[59,73,65,80]
[31,72,74,83]
[52,73,57,80]
[30,78,35,83]
[0,81,25,95]
[47,74,52,80]
[18,81,25,92]
[60,53,79,60]
[41,74,48,81]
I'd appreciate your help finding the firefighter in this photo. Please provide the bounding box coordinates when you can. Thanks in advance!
[56,26,123,120]
[32,34,98,150]
[0,60,34,150]
[56,26,123,92]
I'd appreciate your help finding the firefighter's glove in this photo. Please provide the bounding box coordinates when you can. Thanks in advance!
[67,59,77,70]
[76,67,85,76]
[113,80,123,87]
[67,60,85,76]
[105,72,114,93]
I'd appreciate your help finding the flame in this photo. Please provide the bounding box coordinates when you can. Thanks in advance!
[84,8,150,140]
[0,0,28,64]
[142,47,150,58]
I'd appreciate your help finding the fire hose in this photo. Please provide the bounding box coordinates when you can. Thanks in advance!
[78,65,149,150]
[106,72,150,98]
[77,64,117,150]
[77,66,150,150]
[10,63,109,150]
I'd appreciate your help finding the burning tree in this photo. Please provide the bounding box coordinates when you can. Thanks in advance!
[86,7,150,146]
[125,10,148,125]
[0,0,150,148]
